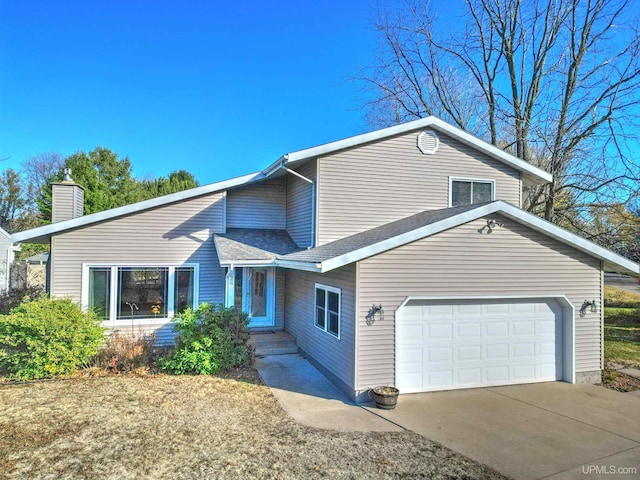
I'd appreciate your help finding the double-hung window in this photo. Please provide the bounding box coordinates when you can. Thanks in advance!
[86,264,198,323]
[450,178,495,206]
[314,284,341,338]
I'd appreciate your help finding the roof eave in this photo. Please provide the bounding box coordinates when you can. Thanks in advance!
[315,201,638,275]
[11,171,264,243]
[265,116,552,186]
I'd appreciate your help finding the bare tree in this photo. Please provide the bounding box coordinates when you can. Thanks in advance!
[360,0,640,228]
[22,152,63,207]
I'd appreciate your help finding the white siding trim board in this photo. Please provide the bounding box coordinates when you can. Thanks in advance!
[262,116,552,186]
[317,201,639,275]
[12,172,264,243]
[394,294,576,388]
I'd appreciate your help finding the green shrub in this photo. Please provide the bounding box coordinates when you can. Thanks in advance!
[160,303,252,375]
[0,297,105,380]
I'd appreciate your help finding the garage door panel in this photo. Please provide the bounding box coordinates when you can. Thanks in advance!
[486,343,509,360]
[486,321,509,337]
[458,322,482,337]
[512,320,536,336]
[428,323,453,338]
[429,347,453,362]
[396,299,564,393]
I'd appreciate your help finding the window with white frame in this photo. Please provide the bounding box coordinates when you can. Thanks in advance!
[450,178,495,206]
[86,265,197,322]
[314,284,340,338]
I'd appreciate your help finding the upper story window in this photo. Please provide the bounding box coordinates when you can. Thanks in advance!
[449,178,495,207]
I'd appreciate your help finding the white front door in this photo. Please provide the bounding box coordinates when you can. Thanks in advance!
[226,267,275,328]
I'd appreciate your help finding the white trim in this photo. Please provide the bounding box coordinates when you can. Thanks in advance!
[395,295,576,389]
[311,201,639,275]
[261,116,552,186]
[275,259,322,272]
[81,262,200,327]
[314,283,341,339]
[218,259,276,267]
[243,267,276,328]
[448,176,496,207]
[11,172,263,243]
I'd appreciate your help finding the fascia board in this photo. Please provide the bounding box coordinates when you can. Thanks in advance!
[12,171,264,243]
[274,259,323,272]
[267,116,551,185]
[497,202,640,274]
[320,203,501,272]
[319,201,639,275]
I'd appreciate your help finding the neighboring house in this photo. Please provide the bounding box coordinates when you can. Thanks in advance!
[0,227,17,293]
[11,117,639,401]
[10,252,48,291]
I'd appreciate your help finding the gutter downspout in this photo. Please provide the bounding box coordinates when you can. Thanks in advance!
[279,160,315,249]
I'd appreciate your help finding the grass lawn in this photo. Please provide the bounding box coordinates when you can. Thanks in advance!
[604,307,640,368]
[603,286,640,370]
[0,371,505,480]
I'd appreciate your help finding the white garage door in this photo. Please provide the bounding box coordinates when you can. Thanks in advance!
[396,299,564,393]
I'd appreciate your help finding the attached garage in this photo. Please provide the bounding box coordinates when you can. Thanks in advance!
[396,297,575,393]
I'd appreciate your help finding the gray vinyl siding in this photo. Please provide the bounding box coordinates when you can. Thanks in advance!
[284,264,356,389]
[50,191,227,343]
[52,184,84,223]
[317,130,522,244]
[356,214,601,392]
[226,178,286,229]
[286,161,316,248]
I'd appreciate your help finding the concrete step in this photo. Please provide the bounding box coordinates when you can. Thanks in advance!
[249,331,299,357]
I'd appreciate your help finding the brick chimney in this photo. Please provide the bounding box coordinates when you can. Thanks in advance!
[51,168,84,223]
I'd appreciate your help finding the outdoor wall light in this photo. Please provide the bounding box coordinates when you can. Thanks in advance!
[478,219,504,234]
[579,299,597,317]
[366,304,384,326]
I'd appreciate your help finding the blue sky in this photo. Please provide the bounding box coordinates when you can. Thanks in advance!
[0,0,387,184]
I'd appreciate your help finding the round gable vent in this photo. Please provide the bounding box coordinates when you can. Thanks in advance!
[417,129,439,155]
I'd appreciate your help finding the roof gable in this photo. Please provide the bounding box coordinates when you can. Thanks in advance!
[277,201,639,275]
[263,116,552,187]
[11,172,264,243]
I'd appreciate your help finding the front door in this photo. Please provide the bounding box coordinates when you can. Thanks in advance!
[227,267,275,328]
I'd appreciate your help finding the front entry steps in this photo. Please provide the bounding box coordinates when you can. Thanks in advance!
[248,331,298,357]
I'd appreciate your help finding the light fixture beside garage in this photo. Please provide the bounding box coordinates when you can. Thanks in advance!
[579,299,597,317]
[478,219,504,234]
[366,304,384,325]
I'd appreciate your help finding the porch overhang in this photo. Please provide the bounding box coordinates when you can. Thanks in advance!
[214,228,302,267]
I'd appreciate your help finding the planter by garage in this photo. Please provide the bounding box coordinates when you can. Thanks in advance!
[369,386,399,409]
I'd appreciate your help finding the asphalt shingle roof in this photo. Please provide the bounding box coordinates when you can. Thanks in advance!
[280,202,493,264]
[214,228,301,263]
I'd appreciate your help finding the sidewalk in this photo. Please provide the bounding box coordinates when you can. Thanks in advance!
[256,354,402,432]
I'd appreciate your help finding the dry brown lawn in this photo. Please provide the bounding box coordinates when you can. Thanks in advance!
[0,370,506,479]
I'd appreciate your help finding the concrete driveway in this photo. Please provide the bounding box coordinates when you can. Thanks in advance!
[366,382,640,480]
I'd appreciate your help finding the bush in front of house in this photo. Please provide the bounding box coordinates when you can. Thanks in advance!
[0,297,105,380]
[159,303,252,375]
[0,284,46,315]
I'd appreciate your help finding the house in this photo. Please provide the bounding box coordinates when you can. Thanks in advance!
[0,227,17,293]
[11,117,639,401]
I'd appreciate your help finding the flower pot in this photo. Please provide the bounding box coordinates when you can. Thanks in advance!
[369,386,399,409]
